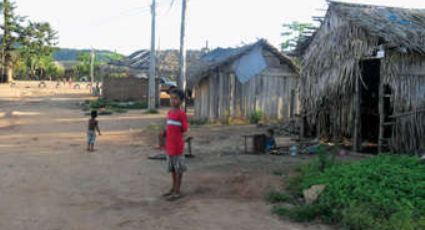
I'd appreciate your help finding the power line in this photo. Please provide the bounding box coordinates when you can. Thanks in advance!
[91,4,152,27]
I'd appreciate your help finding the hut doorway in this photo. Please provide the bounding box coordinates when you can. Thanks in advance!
[360,59,380,149]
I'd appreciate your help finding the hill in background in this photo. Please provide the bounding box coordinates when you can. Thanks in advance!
[53,48,124,63]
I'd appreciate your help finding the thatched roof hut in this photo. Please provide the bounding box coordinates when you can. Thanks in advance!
[300,1,425,153]
[189,39,299,122]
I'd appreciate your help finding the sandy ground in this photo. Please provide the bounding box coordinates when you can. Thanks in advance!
[0,81,331,230]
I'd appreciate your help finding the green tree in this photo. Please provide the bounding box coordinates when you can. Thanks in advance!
[19,21,58,80]
[281,21,316,52]
[74,52,91,79]
[103,52,124,62]
[74,51,121,81]
[0,0,25,82]
[43,57,64,80]
[0,0,57,82]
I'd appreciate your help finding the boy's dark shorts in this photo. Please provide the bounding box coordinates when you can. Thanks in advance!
[166,155,187,174]
[87,130,96,144]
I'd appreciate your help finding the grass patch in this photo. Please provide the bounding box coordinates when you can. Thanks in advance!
[272,204,322,222]
[81,98,148,114]
[265,191,291,203]
[146,123,164,132]
[272,150,425,229]
[189,118,208,126]
[145,109,159,114]
[272,170,286,177]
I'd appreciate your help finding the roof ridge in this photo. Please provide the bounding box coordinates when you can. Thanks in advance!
[329,1,425,11]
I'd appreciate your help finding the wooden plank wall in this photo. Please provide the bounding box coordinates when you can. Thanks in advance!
[194,50,299,122]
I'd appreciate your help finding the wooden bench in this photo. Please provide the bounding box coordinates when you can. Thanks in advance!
[158,132,194,157]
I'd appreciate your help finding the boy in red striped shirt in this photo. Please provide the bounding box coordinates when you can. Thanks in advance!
[162,88,188,201]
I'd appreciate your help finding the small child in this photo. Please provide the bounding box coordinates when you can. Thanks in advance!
[265,128,276,152]
[87,110,101,152]
[162,88,188,201]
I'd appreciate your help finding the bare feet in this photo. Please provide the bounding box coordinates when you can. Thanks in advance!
[161,190,174,197]
[166,193,183,201]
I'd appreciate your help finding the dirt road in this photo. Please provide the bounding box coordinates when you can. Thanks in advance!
[0,82,330,230]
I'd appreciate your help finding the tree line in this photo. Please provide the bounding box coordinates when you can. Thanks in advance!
[0,0,59,83]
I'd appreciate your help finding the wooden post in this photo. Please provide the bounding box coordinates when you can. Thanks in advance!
[300,108,305,141]
[316,113,320,140]
[353,72,361,153]
[378,74,384,153]
[229,73,235,117]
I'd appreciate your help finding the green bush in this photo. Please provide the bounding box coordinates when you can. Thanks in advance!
[272,204,322,222]
[189,118,208,126]
[81,99,148,114]
[276,154,425,229]
[249,110,263,124]
[265,191,291,203]
[145,109,159,114]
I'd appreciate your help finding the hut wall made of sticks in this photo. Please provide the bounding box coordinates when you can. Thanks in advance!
[382,53,425,152]
[193,45,299,122]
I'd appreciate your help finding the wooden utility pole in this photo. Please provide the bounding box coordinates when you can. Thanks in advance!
[178,0,187,93]
[90,48,96,95]
[148,0,157,110]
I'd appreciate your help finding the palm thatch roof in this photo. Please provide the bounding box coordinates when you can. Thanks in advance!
[298,1,425,55]
[187,39,298,88]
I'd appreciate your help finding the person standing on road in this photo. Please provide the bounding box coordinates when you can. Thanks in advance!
[162,88,188,201]
[87,110,101,152]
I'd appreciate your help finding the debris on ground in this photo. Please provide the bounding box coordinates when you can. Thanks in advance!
[303,184,326,204]
[148,153,167,160]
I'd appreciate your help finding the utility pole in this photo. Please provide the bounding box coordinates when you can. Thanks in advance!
[178,0,187,98]
[90,48,96,95]
[148,0,157,110]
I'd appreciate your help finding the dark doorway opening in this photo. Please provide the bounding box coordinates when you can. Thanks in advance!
[360,60,380,153]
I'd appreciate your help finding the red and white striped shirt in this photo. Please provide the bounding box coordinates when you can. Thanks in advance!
[166,109,188,156]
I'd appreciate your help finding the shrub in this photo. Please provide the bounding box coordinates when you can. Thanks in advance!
[81,99,148,114]
[273,204,322,222]
[189,118,208,126]
[249,110,263,124]
[273,154,425,229]
[265,191,291,203]
[145,109,159,114]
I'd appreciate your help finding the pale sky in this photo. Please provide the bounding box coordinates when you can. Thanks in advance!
[14,0,425,55]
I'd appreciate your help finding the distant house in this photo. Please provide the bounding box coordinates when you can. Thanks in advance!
[188,39,299,122]
[105,50,202,80]
[102,77,159,104]
[299,1,425,153]
[100,49,201,104]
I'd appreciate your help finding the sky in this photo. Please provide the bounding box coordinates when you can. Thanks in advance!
[13,0,425,55]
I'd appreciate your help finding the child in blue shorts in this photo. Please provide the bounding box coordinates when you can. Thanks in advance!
[87,110,101,152]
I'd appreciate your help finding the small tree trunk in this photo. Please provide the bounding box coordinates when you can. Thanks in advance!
[7,68,13,83]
